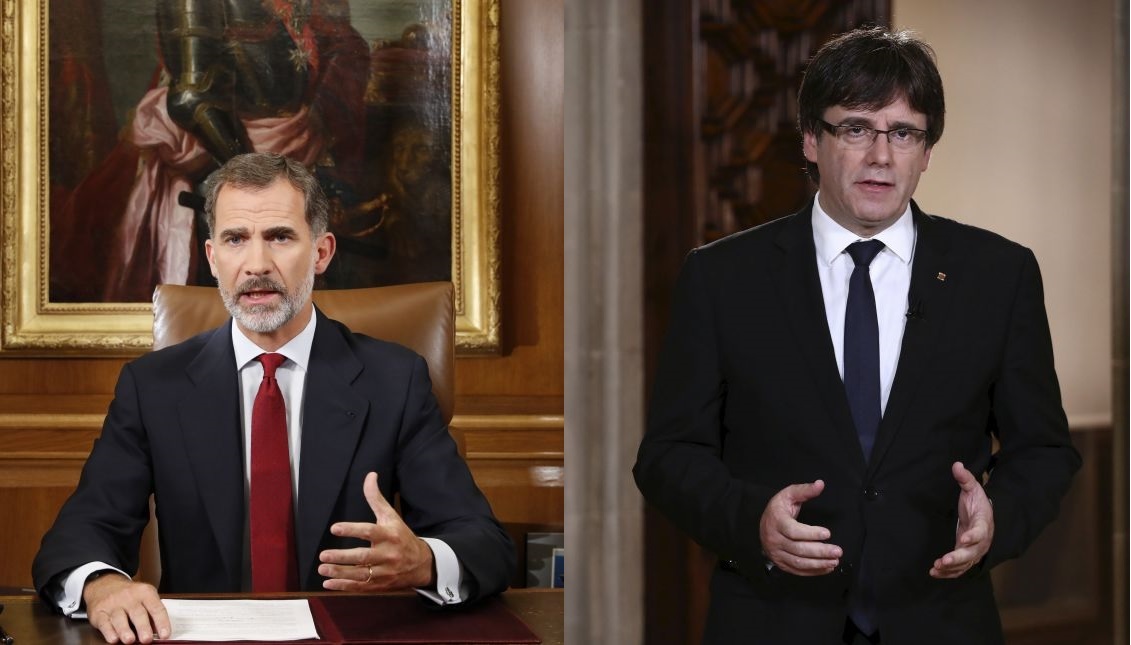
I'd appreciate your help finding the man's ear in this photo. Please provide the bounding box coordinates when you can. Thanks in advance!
[313,233,336,275]
[802,130,820,164]
[921,146,933,172]
[204,239,218,278]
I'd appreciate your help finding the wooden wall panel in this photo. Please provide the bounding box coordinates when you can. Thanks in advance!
[0,0,563,592]
[0,421,91,589]
[456,0,564,401]
[0,488,74,590]
[455,414,565,530]
[992,425,1114,645]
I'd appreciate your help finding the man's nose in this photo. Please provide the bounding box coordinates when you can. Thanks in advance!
[865,132,893,164]
[244,240,273,274]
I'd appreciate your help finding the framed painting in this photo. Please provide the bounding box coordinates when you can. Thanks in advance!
[1,0,500,354]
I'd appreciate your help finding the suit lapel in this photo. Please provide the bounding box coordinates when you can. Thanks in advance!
[178,322,245,587]
[868,203,956,472]
[295,311,368,588]
[770,203,865,467]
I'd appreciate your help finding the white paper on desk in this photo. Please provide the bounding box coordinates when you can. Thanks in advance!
[161,599,319,641]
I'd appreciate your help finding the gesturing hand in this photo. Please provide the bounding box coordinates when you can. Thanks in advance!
[318,472,434,591]
[930,461,994,579]
[82,573,170,644]
[759,479,842,576]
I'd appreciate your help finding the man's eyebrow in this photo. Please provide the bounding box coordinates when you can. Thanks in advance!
[262,225,298,238]
[886,119,924,130]
[837,115,877,126]
[838,115,923,130]
[218,226,250,238]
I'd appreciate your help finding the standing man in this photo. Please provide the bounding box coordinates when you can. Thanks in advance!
[634,28,1079,644]
[35,152,514,644]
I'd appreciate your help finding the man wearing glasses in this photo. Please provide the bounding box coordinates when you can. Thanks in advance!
[634,27,1080,644]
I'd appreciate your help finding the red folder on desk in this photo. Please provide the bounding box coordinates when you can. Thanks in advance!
[309,595,541,644]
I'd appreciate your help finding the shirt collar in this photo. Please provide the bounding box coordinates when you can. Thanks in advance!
[232,308,318,372]
[811,193,916,266]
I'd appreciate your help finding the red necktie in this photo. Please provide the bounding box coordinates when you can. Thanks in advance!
[250,353,299,591]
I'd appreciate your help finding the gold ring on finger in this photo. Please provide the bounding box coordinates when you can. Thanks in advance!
[365,565,373,584]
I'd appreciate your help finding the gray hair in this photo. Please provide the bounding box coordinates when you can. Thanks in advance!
[201,152,330,237]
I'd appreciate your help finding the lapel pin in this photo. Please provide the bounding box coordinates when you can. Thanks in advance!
[936,272,947,282]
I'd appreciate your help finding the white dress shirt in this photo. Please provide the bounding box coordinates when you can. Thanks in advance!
[811,194,916,414]
[55,311,466,616]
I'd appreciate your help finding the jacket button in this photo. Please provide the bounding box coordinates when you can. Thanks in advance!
[863,487,881,500]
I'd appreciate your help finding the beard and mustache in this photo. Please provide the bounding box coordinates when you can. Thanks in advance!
[218,269,315,334]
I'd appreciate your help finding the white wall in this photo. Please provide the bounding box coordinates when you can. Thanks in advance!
[894,0,1114,424]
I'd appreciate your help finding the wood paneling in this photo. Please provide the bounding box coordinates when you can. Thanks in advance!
[0,418,91,587]
[992,425,1114,645]
[456,0,563,399]
[455,413,565,530]
[642,5,699,640]
[0,488,75,590]
[0,0,563,593]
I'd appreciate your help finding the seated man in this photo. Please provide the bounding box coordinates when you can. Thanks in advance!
[33,152,515,644]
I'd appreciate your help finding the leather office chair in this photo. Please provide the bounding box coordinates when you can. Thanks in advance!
[152,282,456,423]
[138,281,457,585]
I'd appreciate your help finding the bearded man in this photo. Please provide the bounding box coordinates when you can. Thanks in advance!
[33,153,514,644]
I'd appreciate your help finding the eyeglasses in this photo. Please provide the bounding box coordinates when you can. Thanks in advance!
[818,120,928,151]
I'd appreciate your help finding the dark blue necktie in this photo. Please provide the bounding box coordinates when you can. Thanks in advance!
[844,239,885,462]
[844,239,884,636]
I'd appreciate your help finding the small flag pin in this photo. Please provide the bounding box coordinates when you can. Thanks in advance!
[936,272,947,281]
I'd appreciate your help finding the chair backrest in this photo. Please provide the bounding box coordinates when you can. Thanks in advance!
[152,282,456,423]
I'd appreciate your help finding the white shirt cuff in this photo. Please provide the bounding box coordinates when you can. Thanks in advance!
[415,537,468,605]
[55,561,131,619]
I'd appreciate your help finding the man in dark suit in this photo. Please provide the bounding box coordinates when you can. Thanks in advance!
[34,152,514,644]
[634,28,1080,644]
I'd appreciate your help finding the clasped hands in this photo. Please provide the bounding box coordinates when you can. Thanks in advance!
[82,471,432,644]
[758,462,993,579]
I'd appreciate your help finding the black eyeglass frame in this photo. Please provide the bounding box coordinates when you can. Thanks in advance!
[817,120,929,148]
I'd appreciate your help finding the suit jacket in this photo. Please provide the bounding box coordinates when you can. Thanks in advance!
[34,309,514,604]
[634,201,1080,644]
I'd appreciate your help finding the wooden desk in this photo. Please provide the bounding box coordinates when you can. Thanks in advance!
[0,590,562,645]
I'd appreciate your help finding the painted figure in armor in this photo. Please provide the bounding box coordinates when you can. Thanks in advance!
[51,0,368,302]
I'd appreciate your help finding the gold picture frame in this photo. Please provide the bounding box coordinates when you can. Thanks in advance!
[0,0,500,355]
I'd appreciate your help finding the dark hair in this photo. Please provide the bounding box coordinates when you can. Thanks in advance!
[201,152,330,237]
[798,27,945,181]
